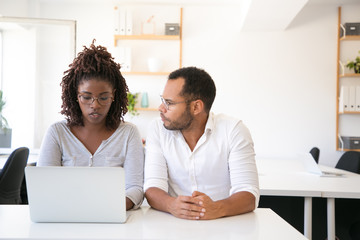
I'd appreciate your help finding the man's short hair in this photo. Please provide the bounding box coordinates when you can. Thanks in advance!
[168,66,216,113]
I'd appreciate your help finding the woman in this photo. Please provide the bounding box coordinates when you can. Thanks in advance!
[37,40,144,210]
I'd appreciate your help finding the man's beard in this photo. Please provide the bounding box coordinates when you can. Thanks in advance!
[163,104,193,131]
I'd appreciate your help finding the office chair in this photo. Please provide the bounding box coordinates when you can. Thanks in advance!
[335,151,360,174]
[350,220,360,240]
[0,147,29,204]
[334,151,360,240]
[309,147,320,164]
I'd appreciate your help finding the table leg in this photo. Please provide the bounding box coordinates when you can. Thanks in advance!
[304,197,312,240]
[327,198,335,240]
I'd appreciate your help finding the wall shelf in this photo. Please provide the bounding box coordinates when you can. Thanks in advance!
[340,35,360,41]
[336,148,360,152]
[336,6,360,152]
[339,73,360,78]
[122,71,170,76]
[338,111,360,114]
[135,107,158,111]
[114,34,180,46]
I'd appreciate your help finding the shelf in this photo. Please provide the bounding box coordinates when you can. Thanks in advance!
[339,73,360,78]
[336,7,360,152]
[336,148,360,152]
[135,107,158,111]
[338,111,360,114]
[114,34,180,46]
[122,71,170,76]
[340,35,360,41]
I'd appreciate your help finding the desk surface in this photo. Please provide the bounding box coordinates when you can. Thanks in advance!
[0,205,307,240]
[257,157,360,240]
[257,158,360,199]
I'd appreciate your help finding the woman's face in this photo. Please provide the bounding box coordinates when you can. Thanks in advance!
[77,79,114,127]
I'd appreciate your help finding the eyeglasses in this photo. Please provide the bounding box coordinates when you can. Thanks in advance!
[160,95,186,110]
[78,94,114,106]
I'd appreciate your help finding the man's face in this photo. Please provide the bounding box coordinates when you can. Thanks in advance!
[159,77,194,131]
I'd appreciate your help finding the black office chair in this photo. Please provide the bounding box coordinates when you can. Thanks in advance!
[350,220,360,240]
[335,151,360,174]
[0,147,29,204]
[336,151,360,239]
[309,147,320,164]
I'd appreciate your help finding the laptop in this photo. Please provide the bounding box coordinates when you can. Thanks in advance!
[298,153,344,177]
[25,166,126,223]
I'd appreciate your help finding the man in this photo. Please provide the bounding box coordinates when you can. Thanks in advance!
[144,67,259,220]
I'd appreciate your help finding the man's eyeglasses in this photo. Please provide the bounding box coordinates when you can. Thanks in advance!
[160,95,186,110]
[78,95,114,106]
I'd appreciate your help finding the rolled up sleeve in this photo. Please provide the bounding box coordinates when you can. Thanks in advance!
[228,121,260,208]
[144,120,169,193]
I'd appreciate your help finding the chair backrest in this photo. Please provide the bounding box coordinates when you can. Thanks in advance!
[309,147,320,164]
[349,220,360,240]
[0,147,29,204]
[335,151,360,174]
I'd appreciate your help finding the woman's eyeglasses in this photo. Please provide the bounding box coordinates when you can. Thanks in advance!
[78,95,114,106]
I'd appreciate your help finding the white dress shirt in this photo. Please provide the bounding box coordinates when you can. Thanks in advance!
[144,112,259,206]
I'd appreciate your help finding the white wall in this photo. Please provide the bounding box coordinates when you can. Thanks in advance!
[1,0,359,166]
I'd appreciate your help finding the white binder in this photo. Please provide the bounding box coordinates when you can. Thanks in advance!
[124,47,132,72]
[126,9,133,35]
[339,86,349,112]
[349,86,356,112]
[113,6,120,35]
[356,86,360,112]
[119,8,126,35]
[116,47,126,68]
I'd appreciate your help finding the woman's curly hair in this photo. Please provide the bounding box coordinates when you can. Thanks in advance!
[60,40,128,130]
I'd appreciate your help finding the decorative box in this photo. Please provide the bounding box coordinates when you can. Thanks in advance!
[339,136,360,149]
[340,22,360,37]
[165,23,180,35]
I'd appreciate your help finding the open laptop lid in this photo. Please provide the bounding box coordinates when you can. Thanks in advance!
[25,166,126,223]
[298,153,344,177]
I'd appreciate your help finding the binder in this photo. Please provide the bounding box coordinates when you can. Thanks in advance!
[119,8,126,35]
[113,6,120,35]
[349,86,356,111]
[116,47,126,68]
[339,86,349,112]
[125,9,133,35]
[123,47,131,72]
[356,86,360,112]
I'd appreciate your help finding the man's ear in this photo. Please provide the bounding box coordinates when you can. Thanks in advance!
[192,99,204,115]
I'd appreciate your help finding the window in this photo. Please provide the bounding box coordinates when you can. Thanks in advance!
[0,17,76,150]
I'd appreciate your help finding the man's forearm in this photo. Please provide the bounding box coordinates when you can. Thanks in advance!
[145,187,174,213]
[216,191,256,217]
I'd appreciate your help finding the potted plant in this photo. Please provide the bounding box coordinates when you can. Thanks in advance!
[346,50,360,74]
[127,92,139,116]
[0,90,12,148]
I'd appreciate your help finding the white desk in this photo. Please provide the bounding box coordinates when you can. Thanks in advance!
[257,158,360,240]
[258,158,321,240]
[313,165,360,240]
[0,205,307,240]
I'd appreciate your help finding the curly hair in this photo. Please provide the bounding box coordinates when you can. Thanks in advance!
[168,66,216,113]
[60,40,128,130]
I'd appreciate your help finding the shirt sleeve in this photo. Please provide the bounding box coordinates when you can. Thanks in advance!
[143,120,169,193]
[123,125,145,209]
[37,123,63,166]
[228,121,260,208]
